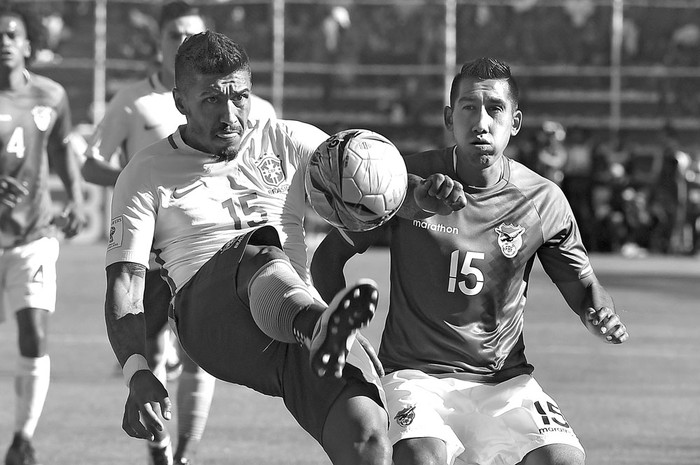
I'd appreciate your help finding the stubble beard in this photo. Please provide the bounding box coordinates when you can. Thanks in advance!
[214,145,239,163]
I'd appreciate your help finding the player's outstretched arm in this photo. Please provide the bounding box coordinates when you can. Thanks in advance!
[81,156,123,187]
[105,262,172,440]
[397,173,467,219]
[311,228,385,376]
[555,276,629,344]
[48,130,87,238]
[311,228,379,302]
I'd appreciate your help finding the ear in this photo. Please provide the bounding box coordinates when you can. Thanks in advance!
[22,40,31,59]
[172,88,186,116]
[443,105,453,131]
[511,109,522,136]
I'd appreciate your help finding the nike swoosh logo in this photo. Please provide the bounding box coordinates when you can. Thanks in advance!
[172,180,203,199]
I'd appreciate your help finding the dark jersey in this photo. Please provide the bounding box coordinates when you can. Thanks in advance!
[379,147,593,382]
[0,71,72,247]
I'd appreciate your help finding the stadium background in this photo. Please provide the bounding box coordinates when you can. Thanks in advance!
[2,2,699,463]
[24,0,700,247]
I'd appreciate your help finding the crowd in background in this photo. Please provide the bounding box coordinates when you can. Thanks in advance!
[510,122,700,257]
[15,0,700,257]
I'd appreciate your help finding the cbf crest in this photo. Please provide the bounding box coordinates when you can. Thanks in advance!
[495,223,525,258]
[255,154,285,187]
[394,405,416,428]
[31,106,53,132]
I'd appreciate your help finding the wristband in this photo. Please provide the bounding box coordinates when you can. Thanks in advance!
[122,353,150,387]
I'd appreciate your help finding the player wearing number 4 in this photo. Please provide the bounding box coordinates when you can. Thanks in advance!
[0,5,86,465]
[312,57,629,465]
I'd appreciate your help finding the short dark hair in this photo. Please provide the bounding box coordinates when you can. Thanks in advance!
[0,3,42,60]
[449,57,519,108]
[175,31,250,89]
[158,0,208,30]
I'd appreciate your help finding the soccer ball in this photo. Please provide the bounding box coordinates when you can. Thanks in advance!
[305,129,408,232]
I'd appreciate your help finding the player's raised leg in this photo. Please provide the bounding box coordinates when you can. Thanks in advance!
[242,228,377,378]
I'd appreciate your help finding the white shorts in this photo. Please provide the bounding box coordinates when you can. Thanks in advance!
[382,370,584,465]
[0,237,59,323]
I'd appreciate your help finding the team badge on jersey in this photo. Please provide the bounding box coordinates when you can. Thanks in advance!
[495,223,525,258]
[394,405,416,427]
[107,216,124,251]
[31,106,53,132]
[256,154,285,188]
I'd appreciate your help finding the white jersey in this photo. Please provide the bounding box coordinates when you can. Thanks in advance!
[106,119,328,293]
[85,72,277,165]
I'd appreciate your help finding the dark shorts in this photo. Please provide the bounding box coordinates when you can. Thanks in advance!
[143,269,172,339]
[170,227,381,444]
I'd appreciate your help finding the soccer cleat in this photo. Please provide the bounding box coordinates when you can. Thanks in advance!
[309,279,378,378]
[147,442,173,465]
[174,458,191,465]
[4,434,41,465]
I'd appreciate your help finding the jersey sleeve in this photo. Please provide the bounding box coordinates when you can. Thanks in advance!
[84,91,131,164]
[105,155,157,269]
[53,86,73,144]
[279,119,328,173]
[536,185,593,283]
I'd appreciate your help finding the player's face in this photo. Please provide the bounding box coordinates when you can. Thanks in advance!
[445,77,522,169]
[174,69,252,162]
[0,15,30,70]
[160,15,207,74]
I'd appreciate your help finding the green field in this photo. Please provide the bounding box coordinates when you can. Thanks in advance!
[0,243,698,464]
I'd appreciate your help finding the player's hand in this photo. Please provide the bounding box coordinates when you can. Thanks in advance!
[584,306,629,344]
[356,332,384,377]
[0,175,29,210]
[122,370,172,440]
[53,203,87,238]
[414,174,467,216]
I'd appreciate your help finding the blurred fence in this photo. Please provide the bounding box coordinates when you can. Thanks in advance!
[18,0,700,148]
[13,0,700,241]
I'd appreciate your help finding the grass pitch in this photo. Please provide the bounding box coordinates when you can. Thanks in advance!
[0,243,698,464]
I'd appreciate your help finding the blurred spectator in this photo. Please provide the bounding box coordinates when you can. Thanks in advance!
[562,127,594,247]
[648,125,693,254]
[321,6,351,104]
[533,120,567,186]
[590,137,630,252]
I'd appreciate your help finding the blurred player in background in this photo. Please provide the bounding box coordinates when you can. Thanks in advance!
[312,57,629,465]
[0,5,86,465]
[105,31,398,465]
[81,2,276,464]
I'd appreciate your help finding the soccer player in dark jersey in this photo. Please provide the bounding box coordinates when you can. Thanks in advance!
[312,57,629,465]
[0,5,86,465]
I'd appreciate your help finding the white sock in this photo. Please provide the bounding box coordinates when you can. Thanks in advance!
[248,259,315,343]
[177,368,216,442]
[14,355,50,438]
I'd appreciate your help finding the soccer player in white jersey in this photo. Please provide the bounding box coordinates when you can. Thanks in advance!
[0,5,86,465]
[104,31,407,465]
[82,3,276,464]
[312,57,630,465]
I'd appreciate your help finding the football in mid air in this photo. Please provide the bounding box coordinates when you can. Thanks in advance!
[305,129,408,232]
